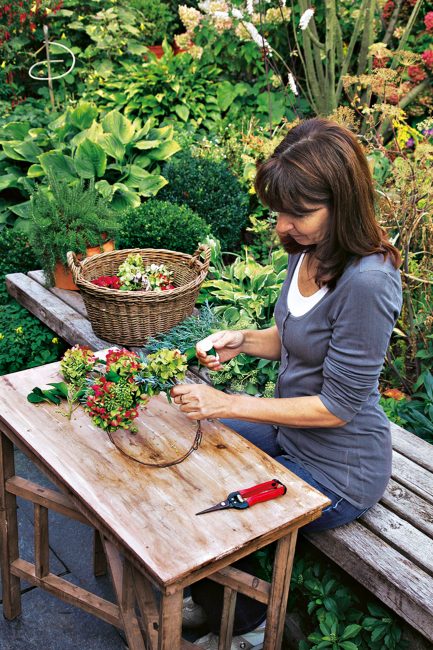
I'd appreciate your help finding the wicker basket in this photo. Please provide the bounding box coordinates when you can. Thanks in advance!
[67,246,210,346]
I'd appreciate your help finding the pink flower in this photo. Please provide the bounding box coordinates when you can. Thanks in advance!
[408,65,427,82]
[425,11,433,32]
[422,49,433,70]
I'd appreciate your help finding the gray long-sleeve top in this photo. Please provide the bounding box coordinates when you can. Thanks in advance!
[274,252,402,509]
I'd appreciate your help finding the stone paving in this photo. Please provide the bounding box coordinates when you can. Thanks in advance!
[0,448,128,650]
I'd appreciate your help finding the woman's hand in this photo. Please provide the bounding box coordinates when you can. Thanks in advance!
[196,331,245,371]
[170,383,233,420]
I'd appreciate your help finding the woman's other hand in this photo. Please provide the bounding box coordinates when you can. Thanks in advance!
[170,383,233,420]
[196,331,245,371]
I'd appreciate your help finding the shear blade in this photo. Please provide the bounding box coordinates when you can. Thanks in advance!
[195,501,228,515]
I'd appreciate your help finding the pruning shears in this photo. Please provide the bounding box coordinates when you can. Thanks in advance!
[195,479,287,515]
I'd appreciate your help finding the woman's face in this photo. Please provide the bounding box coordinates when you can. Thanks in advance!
[275,205,330,246]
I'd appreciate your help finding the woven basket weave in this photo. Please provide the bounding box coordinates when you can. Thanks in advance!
[67,246,210,346]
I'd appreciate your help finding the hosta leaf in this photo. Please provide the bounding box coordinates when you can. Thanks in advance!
[148,140,181,161]
[134,140,161,150]
[1,122,31,139]
[9,200,32,219]
[111,183,141,210]
[102,110,135,145]
[125,164,150,188]
[0,173,19,191]
[95,179,115,201]
[100,133,125,160]
[75,139,107,178]
[27,164,44,178]
[135,174,168,196]
[174,105,189,122]
[68,103,99,130]
[39,152,77,181]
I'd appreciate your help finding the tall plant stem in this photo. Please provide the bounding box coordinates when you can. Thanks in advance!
[383,0,404,45]
[335,0,369,102]
[357,0,375,75]
[390,0,423,69]
[325,0,337,113]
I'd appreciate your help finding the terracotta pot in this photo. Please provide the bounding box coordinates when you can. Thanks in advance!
[147,44,164,59]
[53,239,115,291]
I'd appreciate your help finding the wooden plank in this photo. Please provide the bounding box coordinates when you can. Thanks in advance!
[392,451,433,504]
[0,432,22,619]
[390,422,433,473]
[11,558,122,627]
[263,531,297,650]
[5,272,111,350]
[93,529,107,577]
[34,503,50,578]
[28,270,89,318]
[0,362,329,588]
[305,522,433,643]
[133,570,160,650]
[6,476,90,525]
[158,590,183,650]
[209,566,270,604]
[382,478,433,538]
[218,587,236,650]
[102,539,146,650]
[361,503,433,576]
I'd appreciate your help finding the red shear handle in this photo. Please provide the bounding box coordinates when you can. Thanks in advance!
[239,479,287,507]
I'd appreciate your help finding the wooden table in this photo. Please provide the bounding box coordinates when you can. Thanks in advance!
[0,360,330,650]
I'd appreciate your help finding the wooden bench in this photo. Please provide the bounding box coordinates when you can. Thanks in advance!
[6,270,433,646]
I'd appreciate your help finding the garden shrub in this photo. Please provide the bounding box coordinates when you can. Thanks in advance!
[118,199,211,255]
[0,228,39,304]
[0,301,66,375]
[159,153,248,251]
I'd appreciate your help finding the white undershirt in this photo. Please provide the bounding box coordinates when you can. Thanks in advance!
[287,253,329,316]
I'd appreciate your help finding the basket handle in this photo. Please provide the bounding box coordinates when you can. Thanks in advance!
[189,244,211,273]
[67,251,83,284]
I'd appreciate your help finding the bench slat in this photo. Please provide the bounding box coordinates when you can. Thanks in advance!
[5,273,111,351]
[392,451,433,504]
[390,423,433,473]
[305,522,433,642]
[28,270,89,319]
[361,502,433,576]
[382,478,433,538]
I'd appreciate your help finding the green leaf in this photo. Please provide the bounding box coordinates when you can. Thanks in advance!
[42,391,62,405]
[102,110,135,145]
[100,133,126,160]
[47,382,70,399]
[339,643,359,650]
[74,139,107,178]
[1,121,31,139]
[111,183,141,210]
[69,103,99,130]
[95,179,115,201]
[39,152,77,182]
[9,200,32,219]
[134,139,162,150]
[217,80,238,112]
[340,624,362,641]
[126,164,150,188]
[14,140,42,163]
[148,140,181,161]
[174,105,190,122]
[0,173,19,191]
[133,174,167,197]
[27,164,44,178]
[2,143,26,161]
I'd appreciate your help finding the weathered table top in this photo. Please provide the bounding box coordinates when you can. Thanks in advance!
[0,360,329,590]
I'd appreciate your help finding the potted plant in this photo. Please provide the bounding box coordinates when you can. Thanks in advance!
[29,173,119,290]
[131,0,177,57]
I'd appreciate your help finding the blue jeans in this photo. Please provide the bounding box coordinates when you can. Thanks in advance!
[190,419,369,634]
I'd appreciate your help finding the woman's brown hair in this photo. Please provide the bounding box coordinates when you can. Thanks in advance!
[255,118,401,288]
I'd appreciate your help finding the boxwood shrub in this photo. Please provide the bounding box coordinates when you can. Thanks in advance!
[159,153,248,252]
[118,199,211,255]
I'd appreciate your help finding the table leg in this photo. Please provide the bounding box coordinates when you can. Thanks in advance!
[158,590,183,650]
[93,529,107,577]
[218,586,237,650]
[0,432,21,619]
[263,530,298,650]
[133,570,160,650]
[102,537,146,650]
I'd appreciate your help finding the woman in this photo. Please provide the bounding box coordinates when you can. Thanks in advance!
[171,118,402,650]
